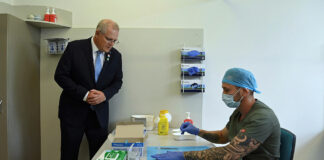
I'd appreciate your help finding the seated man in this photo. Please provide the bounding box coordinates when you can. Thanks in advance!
[152,68,280,160]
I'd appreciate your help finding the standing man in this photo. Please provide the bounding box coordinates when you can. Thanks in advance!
[152,68,280,160]
[55,19,123,160]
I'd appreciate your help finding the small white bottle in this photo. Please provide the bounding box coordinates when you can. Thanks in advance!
[44,7,50,21]
[49,8,56,23]
[183,112,193,124]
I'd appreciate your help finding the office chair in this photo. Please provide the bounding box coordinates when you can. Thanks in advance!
[280,128,296,160]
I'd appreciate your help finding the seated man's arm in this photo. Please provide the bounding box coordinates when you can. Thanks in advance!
[184,130,261,160]
[198,127,229,144]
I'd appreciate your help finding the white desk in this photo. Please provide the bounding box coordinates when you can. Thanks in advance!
[92,130,214,160]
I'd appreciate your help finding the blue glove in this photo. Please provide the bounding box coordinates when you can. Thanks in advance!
[187,50,200,57]
[180,122,199,135]
[187,67,199,76]
[190,83,199,89]
[151,151,185,160]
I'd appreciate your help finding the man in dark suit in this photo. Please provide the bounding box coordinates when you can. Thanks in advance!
[54,19,123,160]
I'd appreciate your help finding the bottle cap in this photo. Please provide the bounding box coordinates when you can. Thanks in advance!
[160,110,168,116]
[186,112,191,119]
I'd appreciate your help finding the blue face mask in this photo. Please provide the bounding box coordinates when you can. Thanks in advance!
[222,88,243,108]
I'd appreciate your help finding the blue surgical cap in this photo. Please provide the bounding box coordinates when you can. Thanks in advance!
[222,68,261,93]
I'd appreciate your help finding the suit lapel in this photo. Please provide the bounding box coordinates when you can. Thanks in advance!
[84,38,96,85]
[97,51,112,85]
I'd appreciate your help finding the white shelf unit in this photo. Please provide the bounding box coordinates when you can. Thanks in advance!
[25,19,71,28]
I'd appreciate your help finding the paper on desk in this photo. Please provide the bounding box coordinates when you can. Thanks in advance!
[172,132,196,140]
[172,129,197,140]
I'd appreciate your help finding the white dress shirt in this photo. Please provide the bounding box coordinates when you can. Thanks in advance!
[83,36,104,101]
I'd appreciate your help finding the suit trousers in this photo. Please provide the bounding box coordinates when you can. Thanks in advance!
[60,109,108,160]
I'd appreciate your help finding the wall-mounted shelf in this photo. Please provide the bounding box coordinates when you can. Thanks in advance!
[0,3,72,28]
[25,19,71,28]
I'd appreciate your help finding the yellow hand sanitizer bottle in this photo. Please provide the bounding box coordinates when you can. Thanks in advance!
[158,112,169,135]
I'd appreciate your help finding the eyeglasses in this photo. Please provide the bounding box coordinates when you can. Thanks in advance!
[101,32,119,44]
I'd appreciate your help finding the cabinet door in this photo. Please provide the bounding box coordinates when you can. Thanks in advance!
[0,14,8,160]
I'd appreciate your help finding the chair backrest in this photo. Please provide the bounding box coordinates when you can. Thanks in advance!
[280,128,296,160]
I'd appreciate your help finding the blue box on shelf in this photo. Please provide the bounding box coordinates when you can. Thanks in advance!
[181,80,205,93]
[181,47,205,60]
[181,64,205,76]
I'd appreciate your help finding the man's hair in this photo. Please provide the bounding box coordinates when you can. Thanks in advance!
[96,19,119,34]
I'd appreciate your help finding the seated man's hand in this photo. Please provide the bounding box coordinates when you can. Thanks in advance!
[151,151,185,160]
[180,122,199,135]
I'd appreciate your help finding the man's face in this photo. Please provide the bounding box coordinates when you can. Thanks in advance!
[95,27,119,53]
[222,83,241,102]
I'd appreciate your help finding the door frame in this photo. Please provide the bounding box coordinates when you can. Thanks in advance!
[0,14,8,160]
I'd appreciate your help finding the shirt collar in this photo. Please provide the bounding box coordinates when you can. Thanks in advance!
[91,36,100,53]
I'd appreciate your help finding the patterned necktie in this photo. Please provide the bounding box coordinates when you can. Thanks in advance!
[95,51,102,83]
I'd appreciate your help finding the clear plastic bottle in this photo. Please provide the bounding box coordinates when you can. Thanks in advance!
[158,113,169,135]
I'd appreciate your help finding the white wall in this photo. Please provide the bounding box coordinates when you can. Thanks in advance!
[13,0,324,159]
[0,0,12,5]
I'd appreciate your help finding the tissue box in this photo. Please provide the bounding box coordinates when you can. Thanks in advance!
[181,80,205,92]
[46,38,69,54]
[111,122,145,157]
[181,64,205,76]
[181,47,205,60]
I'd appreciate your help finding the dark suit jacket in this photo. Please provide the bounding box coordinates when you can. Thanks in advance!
[54,37,123,129]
